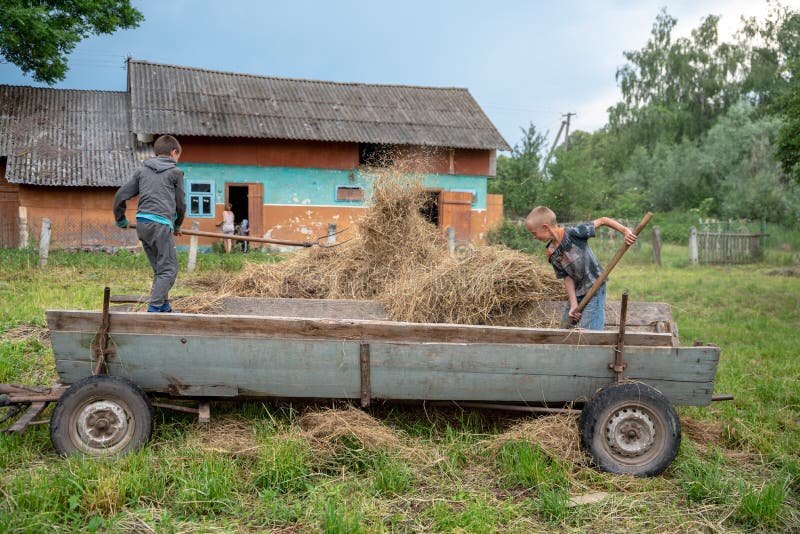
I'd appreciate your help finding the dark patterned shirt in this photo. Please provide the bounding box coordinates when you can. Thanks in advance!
[546,222,603,297]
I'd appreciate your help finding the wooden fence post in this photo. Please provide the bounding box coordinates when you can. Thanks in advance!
[18,206,28,248]
[652,225,662,266]
[327,222,337,244]
[446,226,455,256]
[187,221,200,273]
[689,226,698,265]
[39,218,52,267]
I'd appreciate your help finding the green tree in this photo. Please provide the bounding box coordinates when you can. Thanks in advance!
[774,82,800,181]
[609,9,744,148]
[739,5,800,108]
[543,131,612,220]
[765,11,800,181]
[489,124,547,218]
[0,0,143,84]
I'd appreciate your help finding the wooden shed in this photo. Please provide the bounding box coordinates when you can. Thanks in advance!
[0,86,141,250]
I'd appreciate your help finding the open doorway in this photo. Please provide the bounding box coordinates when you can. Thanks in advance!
[420,190,440,227]
[225,183,263,251]
[227,185,249,225]
[227,185,249,252]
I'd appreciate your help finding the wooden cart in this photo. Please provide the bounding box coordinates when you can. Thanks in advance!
[0,290,722,477]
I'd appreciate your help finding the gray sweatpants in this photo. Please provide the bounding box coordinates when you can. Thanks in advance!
[136,221,177,308]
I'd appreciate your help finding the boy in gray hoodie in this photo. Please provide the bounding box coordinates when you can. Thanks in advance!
[113,135,186,312]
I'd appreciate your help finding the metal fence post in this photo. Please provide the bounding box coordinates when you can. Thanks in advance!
[39,218,52,267]
[187,221,200,273]
[689,226,698,265]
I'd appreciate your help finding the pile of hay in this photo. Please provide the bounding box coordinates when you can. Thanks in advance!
[383,246,563,325]
[298,406,406,453]
[188,415,262,457]
[206,175,565,325]
[488,413,587,466]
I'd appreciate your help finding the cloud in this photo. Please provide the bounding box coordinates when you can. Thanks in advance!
[572,86,623,133]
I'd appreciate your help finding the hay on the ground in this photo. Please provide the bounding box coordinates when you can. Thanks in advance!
[299,406,405,453]
[763,266,800,277]
[186,415,261,457]
[3,323,50,344]
[488,414,587,466]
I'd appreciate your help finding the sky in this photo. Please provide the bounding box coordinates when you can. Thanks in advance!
[0,0,793,152]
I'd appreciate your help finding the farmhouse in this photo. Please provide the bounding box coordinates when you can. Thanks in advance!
[0,59,510,250]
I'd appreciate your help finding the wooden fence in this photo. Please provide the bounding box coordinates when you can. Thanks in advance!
[689,226,766,264]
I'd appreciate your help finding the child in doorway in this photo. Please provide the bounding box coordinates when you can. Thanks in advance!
[525,206,636,330]
[239,218,249,252]
[216,203,235,253]
[113,135,185,313]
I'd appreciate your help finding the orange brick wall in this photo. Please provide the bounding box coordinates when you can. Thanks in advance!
[16,187,502,248]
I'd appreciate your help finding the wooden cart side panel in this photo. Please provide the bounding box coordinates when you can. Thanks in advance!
[46,310,676,347]
[50,332,719,406]
[369,343,718,406]
[51,332,362,398]
[215,298,679,346]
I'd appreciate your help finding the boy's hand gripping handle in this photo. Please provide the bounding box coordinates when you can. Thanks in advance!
[572,212,653,319]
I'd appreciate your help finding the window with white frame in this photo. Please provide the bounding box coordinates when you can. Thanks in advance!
[187,181,215,217]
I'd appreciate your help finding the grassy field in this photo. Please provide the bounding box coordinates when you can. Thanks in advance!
[0,243,798,532]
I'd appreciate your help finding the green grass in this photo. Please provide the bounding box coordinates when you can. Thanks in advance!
[1,244,799,532]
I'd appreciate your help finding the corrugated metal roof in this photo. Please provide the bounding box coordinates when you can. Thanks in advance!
[0,85,139,186]
[129,60,511,151]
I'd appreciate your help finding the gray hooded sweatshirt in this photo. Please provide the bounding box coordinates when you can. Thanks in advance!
[114,157,186,229]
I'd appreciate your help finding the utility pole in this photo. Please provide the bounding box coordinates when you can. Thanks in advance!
[562,112,576,151]
[541,120,566,177]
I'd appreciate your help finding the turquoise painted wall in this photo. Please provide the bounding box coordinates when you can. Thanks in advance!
[179,163,488,210]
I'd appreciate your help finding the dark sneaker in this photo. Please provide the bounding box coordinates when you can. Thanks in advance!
[159,302,173,313]
[147,305,161,313]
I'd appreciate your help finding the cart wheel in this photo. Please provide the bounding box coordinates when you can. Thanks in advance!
[50,375,153,457]
[579,383,680,477]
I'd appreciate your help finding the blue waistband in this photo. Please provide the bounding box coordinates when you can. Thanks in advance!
[136,213,173,229]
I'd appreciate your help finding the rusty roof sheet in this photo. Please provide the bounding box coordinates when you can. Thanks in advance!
[0,85,139,187]
[129,60,511,151]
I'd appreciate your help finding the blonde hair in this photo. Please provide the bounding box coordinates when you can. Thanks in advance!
[525,206,557,230]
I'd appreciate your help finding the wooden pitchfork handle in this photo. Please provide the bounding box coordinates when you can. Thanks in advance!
[572,212,653,317]
[125,223,348,248]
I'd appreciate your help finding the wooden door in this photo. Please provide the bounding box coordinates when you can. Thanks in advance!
[0,166,19,248]
[247,183,263,238]
[439,191,472,243]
